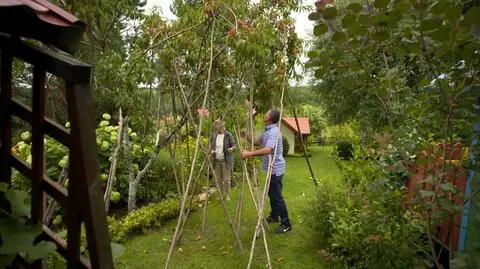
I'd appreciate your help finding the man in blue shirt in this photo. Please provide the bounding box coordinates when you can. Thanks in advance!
[240,109,292,234]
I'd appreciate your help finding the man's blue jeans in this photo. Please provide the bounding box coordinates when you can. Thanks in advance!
[268,174,291,226]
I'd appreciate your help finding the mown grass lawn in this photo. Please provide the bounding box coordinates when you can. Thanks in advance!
[118,146,339,269]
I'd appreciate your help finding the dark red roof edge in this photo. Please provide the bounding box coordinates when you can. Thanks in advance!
[34,0,81,24]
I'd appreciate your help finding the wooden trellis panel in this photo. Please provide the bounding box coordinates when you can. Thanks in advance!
[0,33,113,269]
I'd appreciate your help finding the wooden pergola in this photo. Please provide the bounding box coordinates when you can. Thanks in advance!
[0,1,113,268]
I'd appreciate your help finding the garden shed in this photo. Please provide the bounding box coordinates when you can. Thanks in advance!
[280,117,310,155]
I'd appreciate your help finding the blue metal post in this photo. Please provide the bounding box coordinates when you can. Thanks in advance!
[458,103,480,251]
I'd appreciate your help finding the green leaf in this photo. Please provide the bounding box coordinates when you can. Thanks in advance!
[439,198,462,213]
[314,68,326,79]
[420,175,435,184]
[429,28,450,42]
[5,189,30,218]
[342,14,357,28]
[347,3,363,13]
[421,18,443,31]
[323,7,337,20]
[471,23,480,38]
[308,12,321,21]
[332,31,346,42]
[0,182,8,193]
[412,1,429,12]
[420,190,435,198]
[307,50,319,59]
[372,31,389,41]
[430,0,448,15]
[350,26,368,36]
[396,48,406,59]
[444,6,461,22]
[314,23,329,36]
[374,0,390,9]
[111,242,125,261]
[358,14,369,25]
[25,241,57,263]
[0,254,16,268]
[0,219,39,254]
[440,183,457,193]
[464,7,480,25]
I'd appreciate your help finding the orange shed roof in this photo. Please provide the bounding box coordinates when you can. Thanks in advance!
[282,117,310,135]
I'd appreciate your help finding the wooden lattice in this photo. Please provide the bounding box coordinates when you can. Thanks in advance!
[0,33,113,269]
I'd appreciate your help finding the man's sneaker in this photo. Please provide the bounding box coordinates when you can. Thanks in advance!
[266,215,280,223]
[275,224,292,234]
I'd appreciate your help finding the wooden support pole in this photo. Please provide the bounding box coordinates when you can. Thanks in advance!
[246,77,287,269]
[286,87,317,187]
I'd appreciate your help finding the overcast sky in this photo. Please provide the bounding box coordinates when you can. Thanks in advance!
[143,0,315,85]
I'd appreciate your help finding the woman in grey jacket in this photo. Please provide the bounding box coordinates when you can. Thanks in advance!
[210,120,236,201]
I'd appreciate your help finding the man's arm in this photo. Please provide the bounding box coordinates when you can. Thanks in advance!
[241,146,272,159]
[241,129,277,159]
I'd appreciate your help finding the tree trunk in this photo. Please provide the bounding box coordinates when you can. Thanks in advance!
[125,121,137,212]
[44,160,68,225]
[104,108,126,213]
[128,130,163,211]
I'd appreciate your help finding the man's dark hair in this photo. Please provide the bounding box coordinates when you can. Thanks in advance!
[269,109,280,124]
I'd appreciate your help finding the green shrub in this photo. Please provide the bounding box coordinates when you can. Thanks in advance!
[335,140,353,160]
[11,114,156,209]
[323,121,360,145]
[308,158,427,269]
[282,136,289,156]
[232,151,242,184]
[336,154,383,188]
[108,197,183,243]
[136,151,178,203]
[316,136,325,145]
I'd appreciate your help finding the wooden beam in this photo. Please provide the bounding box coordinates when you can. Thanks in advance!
[10,154,68,206]
[42,225,91,268]
[0,46,13,185]
[66,83,113,269]
[0,33,90,84]
[12,99,71,147]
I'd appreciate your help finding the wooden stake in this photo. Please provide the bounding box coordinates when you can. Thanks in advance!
[104,108,127,212]
[233,125,271,266]
[165,19,243,269]
[286,87,318,187]
[174,66,244,252]
[246,76,286,269]
[201,164,210,234]
[201,118,213,234]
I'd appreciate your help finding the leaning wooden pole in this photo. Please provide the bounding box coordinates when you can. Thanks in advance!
[165,19,217,269]
[177,83,244,253]
[247,90,262,204]
[233,125,269,230]
[286,87,318,187]
[233,125,272,265]
[246,77,286,269]
[234,164,246,231]
[178,158,206,242]
[104,108,127,212]
[201,163,210,233]
[201,118,212,234]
